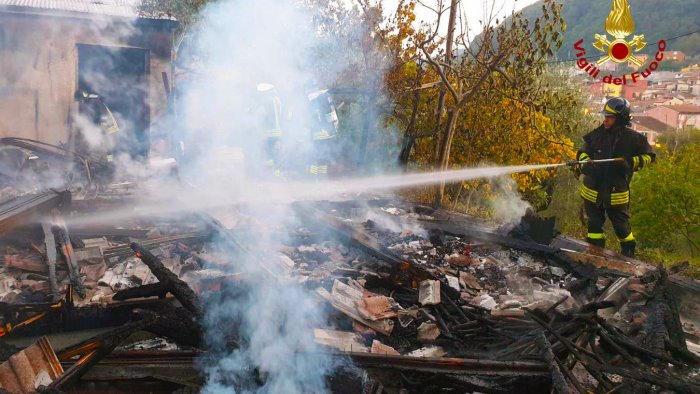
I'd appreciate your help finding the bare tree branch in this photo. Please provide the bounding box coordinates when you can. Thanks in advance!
[420,44,460,102]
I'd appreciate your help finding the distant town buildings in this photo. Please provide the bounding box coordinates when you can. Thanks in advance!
[669,51,687,63]
[644,104,700,129]
[630,116,669,145]
[583,55,700,145]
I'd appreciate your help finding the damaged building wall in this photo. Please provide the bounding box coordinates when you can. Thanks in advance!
[0,6,176,146]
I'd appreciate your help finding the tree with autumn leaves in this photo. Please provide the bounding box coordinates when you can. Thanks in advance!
[376,0,576,209]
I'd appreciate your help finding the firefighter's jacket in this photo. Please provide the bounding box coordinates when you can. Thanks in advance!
[576,125,655,208]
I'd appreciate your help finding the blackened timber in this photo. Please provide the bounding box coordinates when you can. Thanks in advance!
[102,233,202,267]
[655,267,687,352]
[597,328,641,367]
[41,221,60,301]
[599,364,700,393]
[3,298,171,337]
[112,282,171,301]
[346,352,549,377]
[69,226,150,239]
[525,311,613,391]
[134,307,203,348]
[52,217,85,298]
[539,333,577,394]
[51,317,155,390]
[130,242,201,318]
[56,318,154,361]
[596,317,681,366]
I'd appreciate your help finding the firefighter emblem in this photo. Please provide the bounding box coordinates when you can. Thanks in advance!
[592,0,646,66]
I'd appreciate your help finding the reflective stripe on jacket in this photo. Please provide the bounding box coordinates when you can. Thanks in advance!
[576,125,655,208]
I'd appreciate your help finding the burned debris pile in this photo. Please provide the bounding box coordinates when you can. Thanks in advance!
[0,183,699,392]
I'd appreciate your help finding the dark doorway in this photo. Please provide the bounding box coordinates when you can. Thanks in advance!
[77,44,150,157]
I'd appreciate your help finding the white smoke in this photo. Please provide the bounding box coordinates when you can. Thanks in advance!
[172,0,372,391]
[487,175,531,227]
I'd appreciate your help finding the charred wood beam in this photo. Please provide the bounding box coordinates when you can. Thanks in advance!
[56,317,153,361]
[133,307,202,348]
[599,364,700,393]
[539,333,579,394]
[69,226,151,239]
[102,233,202,267]
[655,266,687,352]
[0,297,66,338]
[596,318,682,366]
[41,221,60,301]
[51,217,85,298]
[596,327,641,367]
[665,338,700,366]
[440,290,471,323]
[2,297,173,338]
[130,242,201,318]
[525,311,613,391]
[112,282,171,301]
[347,352,549,377]
[51,316,155,390]
[0,190,69,235]
[62,350,202,387]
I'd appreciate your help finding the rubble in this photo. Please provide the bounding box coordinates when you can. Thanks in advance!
[314,329,368,353]
[370,340,399,355]
[416,322,440,341]
[0,189,698,392]
[418,279,440,306]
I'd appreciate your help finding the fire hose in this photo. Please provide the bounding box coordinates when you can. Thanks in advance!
[565,157,625,166]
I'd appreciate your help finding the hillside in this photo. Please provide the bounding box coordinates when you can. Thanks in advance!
[518,0,700,59]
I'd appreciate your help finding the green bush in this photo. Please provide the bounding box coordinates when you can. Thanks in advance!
[631,138,700,261]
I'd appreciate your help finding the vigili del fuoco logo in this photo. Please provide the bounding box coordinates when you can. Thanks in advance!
[572,0,666,85]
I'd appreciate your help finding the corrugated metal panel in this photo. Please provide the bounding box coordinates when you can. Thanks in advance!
[0,336,64,394]
[0,0,170,19]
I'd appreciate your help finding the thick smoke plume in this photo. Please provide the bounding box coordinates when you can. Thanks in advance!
[172,0,369,391]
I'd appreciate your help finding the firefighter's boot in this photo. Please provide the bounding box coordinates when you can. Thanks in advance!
[586,237,605,248]
[620,241,636,258]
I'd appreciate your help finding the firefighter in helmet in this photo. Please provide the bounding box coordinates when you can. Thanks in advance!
[572,97,655,258]
[306,87,338,178]
[76,91,120,162]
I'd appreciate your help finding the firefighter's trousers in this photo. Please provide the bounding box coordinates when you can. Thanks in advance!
[583,200,636,257]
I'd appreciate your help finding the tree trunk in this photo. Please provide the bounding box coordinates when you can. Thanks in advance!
[431,0,459,165]
[434,107,461,207]
[398,67,424,170]
[357,91,376,166]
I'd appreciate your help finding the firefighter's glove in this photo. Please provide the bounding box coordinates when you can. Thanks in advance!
[567,159,583,178]
[572,156,593,177]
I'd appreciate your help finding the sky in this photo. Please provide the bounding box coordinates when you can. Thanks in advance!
[382,0,541,36]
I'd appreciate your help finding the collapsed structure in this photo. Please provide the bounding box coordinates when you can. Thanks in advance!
[0,138,699,393]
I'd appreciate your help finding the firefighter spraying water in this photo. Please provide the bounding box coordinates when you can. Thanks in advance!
[566,97,656,257]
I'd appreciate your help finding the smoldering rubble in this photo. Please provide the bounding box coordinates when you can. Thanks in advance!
[0,142,699,393]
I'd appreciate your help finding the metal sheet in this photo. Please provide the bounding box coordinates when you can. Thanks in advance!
[0,0,147,18]
[0,190,67,235]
